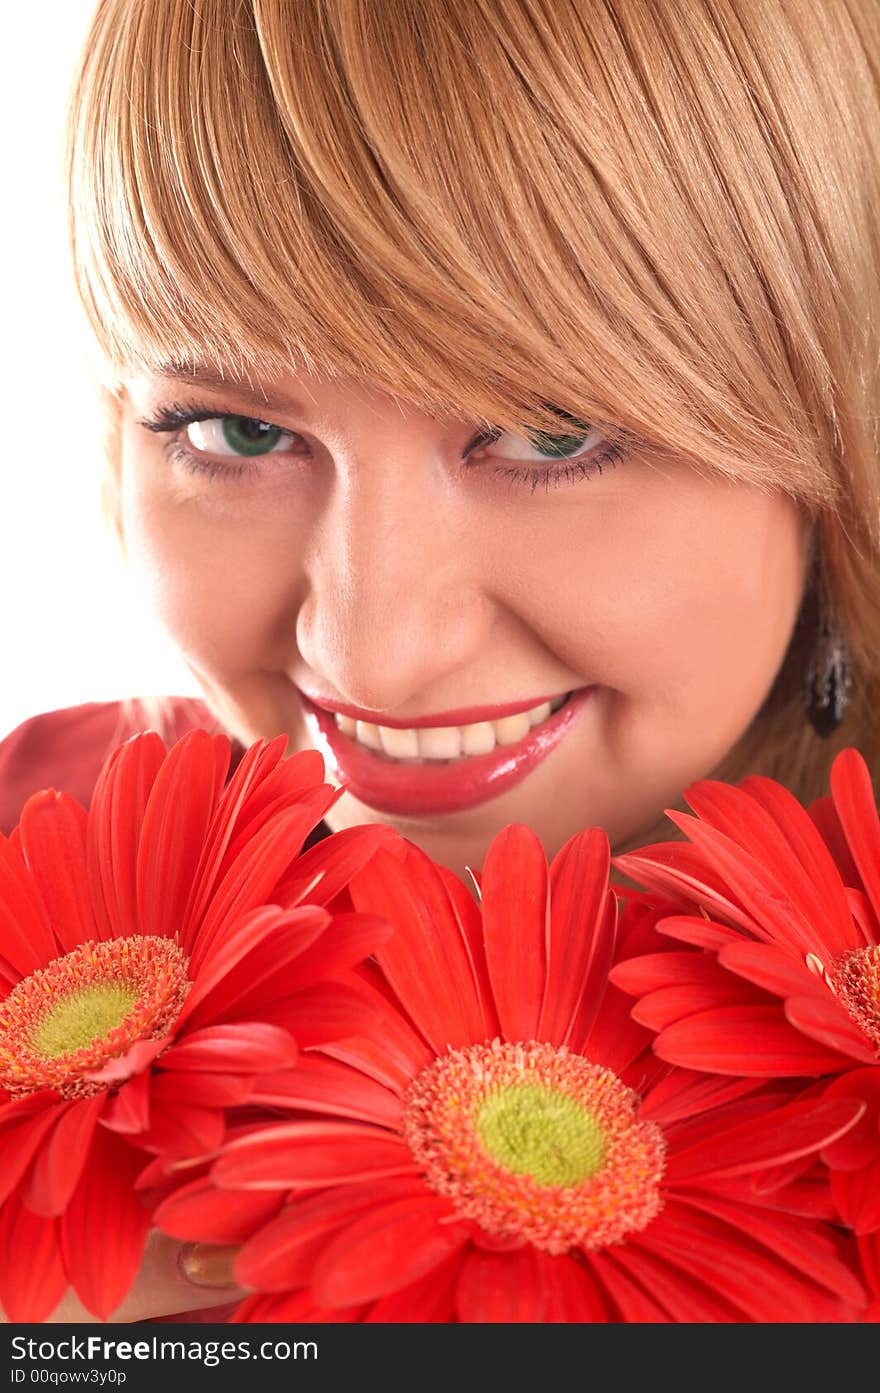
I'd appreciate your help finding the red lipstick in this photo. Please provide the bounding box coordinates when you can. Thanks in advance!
[299,686,595,816]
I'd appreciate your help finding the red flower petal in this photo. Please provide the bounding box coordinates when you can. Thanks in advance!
[278,912,393,993]
[188,796,335,967]
[235,1180,424,1292]
[612,842,757,935]
[433,864,501,1039]
[230,1290,366,1322]
[784,994,877,1062]
[251,1054,403,1130]
[267,980,386,1049]
[0,832,58,979]
[539,829,614,1046]
[636,1200,860,1321]
[151,1072,251,1109]
[179,908,331,1032]
[201,744,326,873]
[177,905,328,1029]
[0,1193,66,1321]
[84,1036,169,1086]
[821,1070,880,1169]
[633,981,760,1035]
[656,1005,856,1075]
[138,1084,226,1161]
[612,950,722,995]
[829,748,880,925]
[579,968,654,1077]
[0,1094,68,1207]
[18,791,95,952]
[666,1096,865,1186]
[348,844,489,1050]
[662,812,819,955]
[809,793,863,890]
[689,773,858,956]
[274,824,403,910]
[60,1127,151,1320]
[313,1195,468,1307]
[535,1250,610,1322]
[101,1070,152,1135]
[159,1023,299,1075]
[455,1244,547,1322]
[86,732,166,941]
[366,1250,464,1322]
[677,1190,865,1304]
[481,825,550,1042]
[135,730,229,943]
[154,1175,283,1244]
[25,1094,105,1217]
[655,915,742,950]
[184,736,289,898]
[716,940,828,997]
[214,1122,417,1190]
[640,1069,762,1127]
[832,1156,880,1235]
[584,1249,668,1321]
[601,1239,739,1321]
[321,970,433,1093]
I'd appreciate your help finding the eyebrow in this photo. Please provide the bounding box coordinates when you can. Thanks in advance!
[151,362,313,418]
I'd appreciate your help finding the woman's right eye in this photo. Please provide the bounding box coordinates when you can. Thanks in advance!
[137,406,311,481]
[184,416,299,458]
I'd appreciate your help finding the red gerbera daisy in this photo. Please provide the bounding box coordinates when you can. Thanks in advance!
[156,827,866,1322]
[611,746,880,1237]
[0,728,393,1321]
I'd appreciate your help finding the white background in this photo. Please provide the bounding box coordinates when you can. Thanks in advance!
[0,4,200,740]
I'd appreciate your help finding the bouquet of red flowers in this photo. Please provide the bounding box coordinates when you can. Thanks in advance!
[0,732,876,1322]
[0,729,396,1319]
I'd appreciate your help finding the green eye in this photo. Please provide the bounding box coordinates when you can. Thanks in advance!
[525,410,593,458]
[220,417,286,456]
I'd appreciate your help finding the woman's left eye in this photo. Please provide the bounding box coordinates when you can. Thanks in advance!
[467,413,623,491]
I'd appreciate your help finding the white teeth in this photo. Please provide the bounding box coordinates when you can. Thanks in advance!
[416,726,462,759]
[378,725,420,759]
[493,712,532,745]
[460,721,497,755]
[355,721,383,751]
[335,692,574,762]
[527,701,552,727]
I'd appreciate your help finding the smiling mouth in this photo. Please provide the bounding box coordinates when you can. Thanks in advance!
[300,686,594,817]
[328,691,574,764]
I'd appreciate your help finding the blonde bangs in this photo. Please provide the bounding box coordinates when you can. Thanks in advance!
[67,0,880,515]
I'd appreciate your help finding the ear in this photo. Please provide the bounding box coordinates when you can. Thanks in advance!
[98,382,126,556]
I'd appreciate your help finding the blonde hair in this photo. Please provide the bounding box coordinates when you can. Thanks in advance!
[66,0,880,848]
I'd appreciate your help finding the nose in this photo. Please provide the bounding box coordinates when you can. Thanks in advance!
[295,441,494,715]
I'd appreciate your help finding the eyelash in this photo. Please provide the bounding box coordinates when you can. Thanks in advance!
[137,403,625,492]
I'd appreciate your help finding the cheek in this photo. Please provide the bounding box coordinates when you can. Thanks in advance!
[120,477,307,675]
[508,478,806,706]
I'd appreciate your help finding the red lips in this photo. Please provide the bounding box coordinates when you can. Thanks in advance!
[299,687,595,816]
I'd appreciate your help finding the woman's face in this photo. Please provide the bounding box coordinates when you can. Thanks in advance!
[120,368,812,873]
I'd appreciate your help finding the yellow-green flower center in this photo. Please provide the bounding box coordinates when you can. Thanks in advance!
[403,1039,667,1254]
[476,1083,607,1186]
[29,982,139,1058]
[0,936,192,1099]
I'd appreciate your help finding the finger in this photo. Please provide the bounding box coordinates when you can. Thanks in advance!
[41,1231,247,1323]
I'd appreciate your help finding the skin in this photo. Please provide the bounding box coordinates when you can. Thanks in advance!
[119,367,813,873]
[25,367,813,1322]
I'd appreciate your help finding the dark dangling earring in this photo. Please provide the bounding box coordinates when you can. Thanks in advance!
[804,599,853,737]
